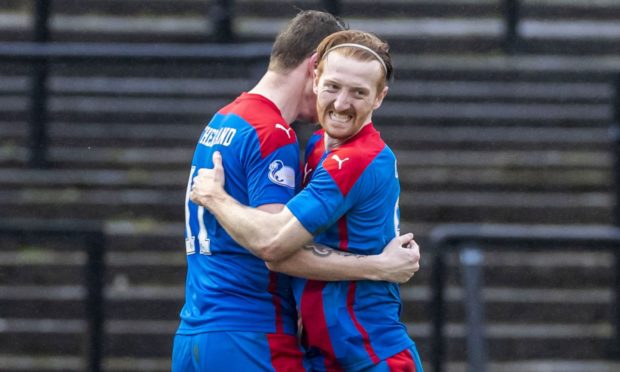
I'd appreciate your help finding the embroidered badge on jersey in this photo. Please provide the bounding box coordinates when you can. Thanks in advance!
[268,160,295,189]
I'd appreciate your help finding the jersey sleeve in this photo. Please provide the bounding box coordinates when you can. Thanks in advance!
[286,166,354,235]
[244,139,300,208]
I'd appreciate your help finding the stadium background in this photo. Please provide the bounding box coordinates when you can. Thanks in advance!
[1,0,620,371]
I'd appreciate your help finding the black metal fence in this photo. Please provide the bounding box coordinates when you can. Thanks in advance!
[0,0,528,169]
[428,224,620,372]
[2,1,619,370]
[0,219,106,372]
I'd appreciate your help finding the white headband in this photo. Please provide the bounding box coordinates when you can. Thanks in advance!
[323,43,388,76]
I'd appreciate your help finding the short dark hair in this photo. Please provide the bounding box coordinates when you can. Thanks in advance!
[268,10,346,72]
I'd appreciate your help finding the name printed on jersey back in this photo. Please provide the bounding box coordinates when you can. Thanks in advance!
[199,126,237,147]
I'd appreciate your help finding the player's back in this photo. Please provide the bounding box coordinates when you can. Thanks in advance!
[177,93,301,336]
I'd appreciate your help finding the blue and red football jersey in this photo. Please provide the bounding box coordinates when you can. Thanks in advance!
[177,93,301,336]
[287,124,413,370]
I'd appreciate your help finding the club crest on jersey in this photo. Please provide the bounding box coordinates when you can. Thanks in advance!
[268,160,295,189]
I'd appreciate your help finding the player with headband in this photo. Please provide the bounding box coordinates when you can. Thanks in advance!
[191,29,424,371]
[174,12,423,371]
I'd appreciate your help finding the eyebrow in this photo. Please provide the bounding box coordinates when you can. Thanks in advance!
[323,78,370,93]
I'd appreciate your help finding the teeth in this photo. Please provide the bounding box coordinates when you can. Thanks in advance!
[329,112,351,122]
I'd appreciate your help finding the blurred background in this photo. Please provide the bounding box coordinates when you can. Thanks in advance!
[1,0,620,371]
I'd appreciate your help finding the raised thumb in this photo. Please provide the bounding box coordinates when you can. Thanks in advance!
[212,151,223,169]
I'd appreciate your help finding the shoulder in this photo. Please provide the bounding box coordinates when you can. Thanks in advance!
[221,94,297,158]
[322,132,387,196]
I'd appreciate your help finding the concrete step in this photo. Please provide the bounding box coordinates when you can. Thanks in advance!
[0,187,612,224]
[1,355,619,372]
[0,354,171,372]
[108,221,616,252]
[0,166,608,195]
[1,0,619,51]
[2,53,617,84]
[2,8,620,54]
[0,253,185,287]
[5,143,611,170]
[397,149,609,169]
[0,95,609,123]
[2,125,611,153]
[1,76,611,105]
[0,169,187,189]
[384,125,610,150]
[388,80,611,104]
[452,360,620,372]
[394,54,620,83]
[523,0,620,21]
[0,76,252,98]
[2,239,613,286]
[2,282,612,324]
[0,317,613,361]
[2,0,617,21]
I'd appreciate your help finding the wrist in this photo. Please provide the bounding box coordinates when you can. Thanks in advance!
[202,187,227,211]
[364,254,384,281]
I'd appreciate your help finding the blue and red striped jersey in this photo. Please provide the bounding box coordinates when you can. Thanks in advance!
[287,124,412,370]
[177,93,300,336]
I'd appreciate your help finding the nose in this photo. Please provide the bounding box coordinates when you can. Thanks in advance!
[333,91,351,112]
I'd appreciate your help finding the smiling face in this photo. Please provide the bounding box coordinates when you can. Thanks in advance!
[313,51,388,141]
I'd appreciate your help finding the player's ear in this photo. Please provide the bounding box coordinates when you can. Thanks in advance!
[373,86,389,110]
[308,53,318,76]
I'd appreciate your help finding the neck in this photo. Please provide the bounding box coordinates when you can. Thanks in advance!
[249,66,307,124]
[324,122,372,151]
[324,135,344,151]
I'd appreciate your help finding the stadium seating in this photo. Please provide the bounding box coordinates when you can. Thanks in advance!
[1,0,620,371]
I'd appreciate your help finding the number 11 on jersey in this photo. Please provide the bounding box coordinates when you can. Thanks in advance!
[185,166,211,255]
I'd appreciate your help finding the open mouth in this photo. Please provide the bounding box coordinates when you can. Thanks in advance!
[329,111,353,123]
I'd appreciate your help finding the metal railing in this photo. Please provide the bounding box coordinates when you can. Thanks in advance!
[428,223,620,372]
[0,0,528,168]
[502,0,521,54]
[0,219,106,372]
[1,40,272,168]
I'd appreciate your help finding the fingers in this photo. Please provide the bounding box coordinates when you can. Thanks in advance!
[397,232,414,246]
[406,239,419,250]
[212,151,223,170]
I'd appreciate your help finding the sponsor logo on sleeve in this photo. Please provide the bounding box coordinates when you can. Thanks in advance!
[268,160,295,189]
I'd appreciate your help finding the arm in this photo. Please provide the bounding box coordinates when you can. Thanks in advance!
[191,152,420,282]
[258,204,420,282]
[190,151,313,262]
[266,233,420,283]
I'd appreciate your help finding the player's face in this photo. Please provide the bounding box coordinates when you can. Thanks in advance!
[313,52,388,140]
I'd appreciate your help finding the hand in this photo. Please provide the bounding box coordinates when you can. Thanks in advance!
[190,151,226,208]
[376,233,420,283]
